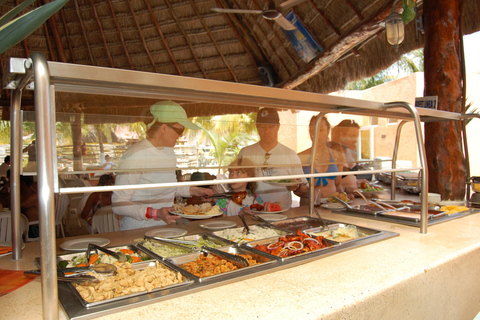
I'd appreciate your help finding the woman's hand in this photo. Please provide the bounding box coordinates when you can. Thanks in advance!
[153,207,180,224]
[190,186,214,197]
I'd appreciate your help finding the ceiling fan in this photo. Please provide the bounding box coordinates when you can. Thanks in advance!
[211,0,307,31]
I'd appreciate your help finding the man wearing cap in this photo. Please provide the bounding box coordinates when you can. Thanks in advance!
[237,108,308,208]
[112,101,213,230]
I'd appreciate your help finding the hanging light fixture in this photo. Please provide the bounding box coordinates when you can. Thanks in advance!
[385,0,405,51]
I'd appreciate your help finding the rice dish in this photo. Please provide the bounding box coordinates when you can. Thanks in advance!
[215,226,283,244]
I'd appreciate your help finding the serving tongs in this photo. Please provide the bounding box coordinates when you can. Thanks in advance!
[313,208,329,231]
[332,196,354,210]
[146,235,197,246]
[23,269,100,285]
[87,243,126,263]
[238,213,251,235]
[207,191,237,199]
[354,190,393,211]
[200,246,250,268]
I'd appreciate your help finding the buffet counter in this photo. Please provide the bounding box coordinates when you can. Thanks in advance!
[2,204,480,320]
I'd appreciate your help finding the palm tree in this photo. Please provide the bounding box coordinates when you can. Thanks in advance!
[346,49,424,90]
[193,113,258,173]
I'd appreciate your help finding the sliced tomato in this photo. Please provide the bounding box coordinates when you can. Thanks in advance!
[269,203,282,212]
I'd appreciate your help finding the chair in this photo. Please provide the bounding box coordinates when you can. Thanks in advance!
[26,193,70,241]
[91,205,121,234]
[76,193,92,234]
[55,194,69,238]
[0,211,28,243]
[68,193,85,228]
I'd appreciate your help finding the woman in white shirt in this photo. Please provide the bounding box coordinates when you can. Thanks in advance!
[112,101,213,230]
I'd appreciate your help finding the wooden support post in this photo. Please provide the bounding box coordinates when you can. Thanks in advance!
[424,0,466,200]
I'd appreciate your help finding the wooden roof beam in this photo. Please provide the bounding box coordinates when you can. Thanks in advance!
[106,0,133,70]
[279,0,398,89]
[344,0,364,20]
[60,8,76,63]
[125,0,158,72]
[88,0,114,68]
[74,0,95,65]
[42,0,67,62]
[144,0,182,75]
[307,0,341,36]
[42,23,54,60]
[215,0,262,68]
[189,0,238,82]
[164,0,208,78]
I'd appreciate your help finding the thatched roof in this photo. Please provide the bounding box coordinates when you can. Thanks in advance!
[1,0,480,120]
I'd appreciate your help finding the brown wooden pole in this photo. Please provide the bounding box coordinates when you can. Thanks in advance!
[71,109,83,172]
[423,0,466,200]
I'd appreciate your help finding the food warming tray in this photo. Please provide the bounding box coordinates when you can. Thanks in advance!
[241,235,339,261]
[35,244,152,268]
[267,216,334,232]
[211,224,289,244]
[65,260,195,308]
[136,233,235,260]
[167,245,278,282]
[304,223,383,243]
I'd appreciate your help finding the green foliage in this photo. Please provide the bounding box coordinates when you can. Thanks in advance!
[195,116,258,172]
[0,0,69,55]
[465,101,479,125]
[402,0,416,24]
[345,49,424,90]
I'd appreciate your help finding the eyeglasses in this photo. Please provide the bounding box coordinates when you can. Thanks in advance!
[166,124,185,136]
[263,152,271,165]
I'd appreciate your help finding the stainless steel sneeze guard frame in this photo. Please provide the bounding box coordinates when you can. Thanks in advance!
[3,54,468,319]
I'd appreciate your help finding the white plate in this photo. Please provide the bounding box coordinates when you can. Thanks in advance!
[59,238,110,251]
[321,203,345,209]
[254,213,287,222]
[199,220,237,230]
[267,179,302,187]
[145,228,188,238]
[250,207,290,214]
[0,241,25,257]
[169,210,223,220]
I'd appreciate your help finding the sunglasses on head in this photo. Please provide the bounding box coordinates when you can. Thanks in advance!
[166,124,185,136]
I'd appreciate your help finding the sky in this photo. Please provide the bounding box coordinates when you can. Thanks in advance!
[464,31,480,74]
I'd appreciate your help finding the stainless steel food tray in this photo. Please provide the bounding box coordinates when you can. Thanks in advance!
[267,216,335,232]
[66,260,195,308]
[167,245,278,282]
[241,235,339,261]
[35,244,151,268]
[335,207,478,227]
[211,224,289,244]
[304,223,383,244]
[136,233,234,260]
